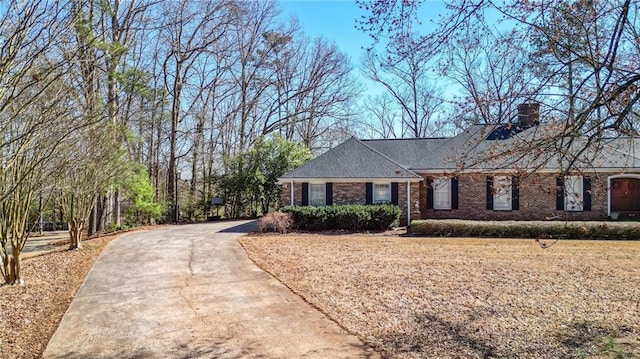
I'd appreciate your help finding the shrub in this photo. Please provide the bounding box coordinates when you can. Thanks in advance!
[257,211,293,234]
[282,204,401,231]
[410,219,640,240]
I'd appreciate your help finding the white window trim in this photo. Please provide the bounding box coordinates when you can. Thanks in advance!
[565,176,583,211]
[373,183,391,204]
[493,176,512,211]
[309,183,325,206]
[433,177,451,210]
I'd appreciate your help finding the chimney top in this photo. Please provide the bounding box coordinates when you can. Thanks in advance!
[517,103,540,126]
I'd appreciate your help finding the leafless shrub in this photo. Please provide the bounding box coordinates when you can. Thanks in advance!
[257,212,293,234]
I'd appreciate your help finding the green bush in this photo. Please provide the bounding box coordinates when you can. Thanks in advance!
[282,204,401,231]
[410,220,640,240]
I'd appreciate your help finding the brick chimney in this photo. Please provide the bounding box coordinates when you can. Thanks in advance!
[517,103,540,126]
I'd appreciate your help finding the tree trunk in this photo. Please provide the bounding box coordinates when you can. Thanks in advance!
[106,190,113,226]
[114,188,121,227]
[167,60,182,223]
[69,222,84,250]
[88,198,97,237]
[10,246,23,285]
[8,256,16,285]
[1,250,9,284]
[96,195,108,233]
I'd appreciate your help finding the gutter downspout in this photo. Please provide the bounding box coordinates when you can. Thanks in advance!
[290,180,294,206]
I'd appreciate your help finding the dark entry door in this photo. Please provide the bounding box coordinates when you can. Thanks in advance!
[610,178,640,212]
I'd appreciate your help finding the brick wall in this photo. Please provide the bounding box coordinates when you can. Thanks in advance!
[333,183,366,205]
[280,182,303,207]
[421,172,610,221]
[281,171,617,223]
[397,182,421,225]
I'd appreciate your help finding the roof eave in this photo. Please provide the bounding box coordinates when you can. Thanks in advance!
[277,176,423,184]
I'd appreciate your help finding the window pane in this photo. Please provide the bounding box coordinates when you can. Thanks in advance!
[310,183,325,206]
[493,176,512,211]
[373,183,391,204]
[565,176,583,211]
[433,178,451,210]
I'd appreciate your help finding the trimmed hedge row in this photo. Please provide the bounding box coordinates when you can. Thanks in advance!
[411,219,640,240]
[282,204,401,230]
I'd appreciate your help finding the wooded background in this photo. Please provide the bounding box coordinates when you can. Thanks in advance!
[2,0,640,284]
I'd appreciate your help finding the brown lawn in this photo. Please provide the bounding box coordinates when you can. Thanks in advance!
[240,233,640,358]
[0,232,126,358]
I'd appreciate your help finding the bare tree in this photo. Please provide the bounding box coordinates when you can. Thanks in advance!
[55,123,125,249]
[440,25,537,126]
[0,0,77,285]
[362,41,444,138]
[288,38,359,149]
[358,0,640,171]
[225,0,285,152]
[160,0,230,222]
[359,94,405,138]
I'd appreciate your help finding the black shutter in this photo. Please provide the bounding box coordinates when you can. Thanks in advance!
[583,176,592,211]
[365,182,373,204]
[486,176,493,210]
[426,177,434,209]
[302,182,309,206]
[556,177,564,210]
[326,182,333,205]
[512,177,519,210]
[391,182,399,205]
[451,177,459,209]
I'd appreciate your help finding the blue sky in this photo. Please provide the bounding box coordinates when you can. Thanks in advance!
[277,0,448,96]
[278,0,372,65]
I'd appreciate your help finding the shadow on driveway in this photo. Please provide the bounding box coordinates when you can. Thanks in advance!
[218,220,258,233]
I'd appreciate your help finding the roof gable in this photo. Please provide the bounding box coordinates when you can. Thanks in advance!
[279,137,421,180]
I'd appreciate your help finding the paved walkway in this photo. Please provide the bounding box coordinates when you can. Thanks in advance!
[43,220,378,358]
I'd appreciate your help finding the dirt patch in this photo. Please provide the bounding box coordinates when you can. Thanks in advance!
[0,234,119,358]
[240,234,640,358]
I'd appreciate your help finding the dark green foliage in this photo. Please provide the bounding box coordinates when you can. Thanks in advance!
[217,135,312,218]
[410,220,640,240]
[282,204,401,231]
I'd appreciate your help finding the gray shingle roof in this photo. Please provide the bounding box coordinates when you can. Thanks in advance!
[280,124,640,181]
[279,137,422,180]
[363,125,491,171]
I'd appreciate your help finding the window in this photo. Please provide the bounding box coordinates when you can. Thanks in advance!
[493,176,512,211]
[309,183,325,206]
[565,176,583,211]
[373,183,391,204]
[433,177,451,210]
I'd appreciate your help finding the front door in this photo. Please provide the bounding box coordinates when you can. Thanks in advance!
[610,178,640,213]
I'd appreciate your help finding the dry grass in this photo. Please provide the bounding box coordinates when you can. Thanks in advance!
[240,233,640,358]
[0,234,119,359]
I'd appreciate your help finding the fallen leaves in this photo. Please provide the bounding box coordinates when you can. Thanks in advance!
[0,235,118,359]
[241,234,640,358]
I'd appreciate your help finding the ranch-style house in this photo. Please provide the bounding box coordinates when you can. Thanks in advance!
[279,104,640,225]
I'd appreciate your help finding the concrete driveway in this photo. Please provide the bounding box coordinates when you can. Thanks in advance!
[43,220,378,358]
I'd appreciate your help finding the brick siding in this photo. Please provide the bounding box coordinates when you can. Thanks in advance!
[280,172,620,223]
[421,172,609,221]
[333,183,366,205]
